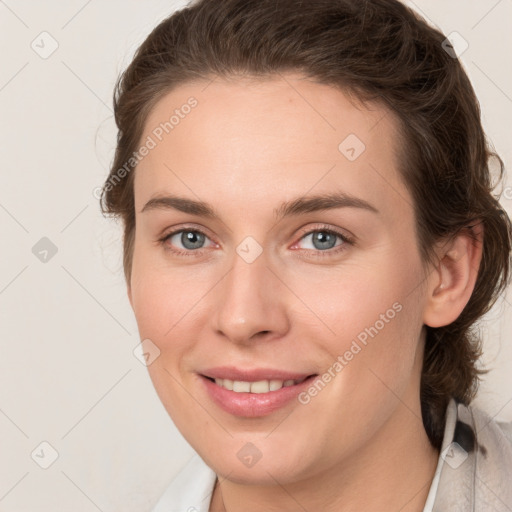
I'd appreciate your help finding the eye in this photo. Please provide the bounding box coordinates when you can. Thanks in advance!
[300,230,341,250]
[292,225,354,256]
[160,228,215,254]
[159,224,354,258]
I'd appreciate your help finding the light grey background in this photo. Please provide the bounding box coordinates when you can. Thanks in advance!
[0,1,511,510]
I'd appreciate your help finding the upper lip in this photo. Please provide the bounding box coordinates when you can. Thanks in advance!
[200,366,316,382]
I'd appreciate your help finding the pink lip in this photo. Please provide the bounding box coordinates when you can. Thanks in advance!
[198,368,318,417]
[200,366,313,382]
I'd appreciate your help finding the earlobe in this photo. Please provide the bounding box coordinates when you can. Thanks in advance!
[423,222,484,328]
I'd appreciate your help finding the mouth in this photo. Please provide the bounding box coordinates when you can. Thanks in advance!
[198,368,319,417]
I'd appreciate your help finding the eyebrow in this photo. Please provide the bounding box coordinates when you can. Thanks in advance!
[140,191,379,219]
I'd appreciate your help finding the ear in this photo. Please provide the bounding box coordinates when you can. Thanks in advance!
[423,222,484,328]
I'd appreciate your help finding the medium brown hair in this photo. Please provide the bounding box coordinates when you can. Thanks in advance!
[100,0,512,449]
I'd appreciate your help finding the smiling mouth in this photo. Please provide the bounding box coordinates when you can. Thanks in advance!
[203,375,317,393]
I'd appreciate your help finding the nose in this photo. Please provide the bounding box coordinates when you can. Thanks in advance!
[211,246,290,346]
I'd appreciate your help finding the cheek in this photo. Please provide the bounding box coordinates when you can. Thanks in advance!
[292,255,425,390]
[292,266,425,448]
[292,258,418,339]
[130,242,205,341]
[129,265,202,420]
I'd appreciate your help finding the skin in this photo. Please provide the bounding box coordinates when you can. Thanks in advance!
[127,73,482,511]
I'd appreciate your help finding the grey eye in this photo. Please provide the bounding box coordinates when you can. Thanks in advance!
[171,230,208,250]
[301,231,342,251]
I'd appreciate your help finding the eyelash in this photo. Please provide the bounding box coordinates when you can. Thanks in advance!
[158,224,355,258]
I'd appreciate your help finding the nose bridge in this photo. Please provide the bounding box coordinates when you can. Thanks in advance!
[212,243,288,343]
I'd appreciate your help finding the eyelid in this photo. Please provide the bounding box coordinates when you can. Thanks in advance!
[160,223,215,241]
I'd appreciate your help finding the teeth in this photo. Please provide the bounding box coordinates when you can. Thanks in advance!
[212,377,307,393]
[269,379,284,391]
[233,380,251,392]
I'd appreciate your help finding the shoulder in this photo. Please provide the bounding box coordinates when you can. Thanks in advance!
[432,398,512,511]
[151,453,217,512]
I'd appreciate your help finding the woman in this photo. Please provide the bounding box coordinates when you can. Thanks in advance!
[100,0,512,510]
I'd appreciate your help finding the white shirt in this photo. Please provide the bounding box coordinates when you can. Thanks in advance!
[152,398,512,511]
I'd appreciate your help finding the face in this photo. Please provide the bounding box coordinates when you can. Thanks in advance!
[128,74,432,484]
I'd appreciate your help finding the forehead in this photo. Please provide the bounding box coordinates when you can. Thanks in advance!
[134,74,412,224]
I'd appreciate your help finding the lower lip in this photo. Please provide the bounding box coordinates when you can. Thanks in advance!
[200,375,318,417]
